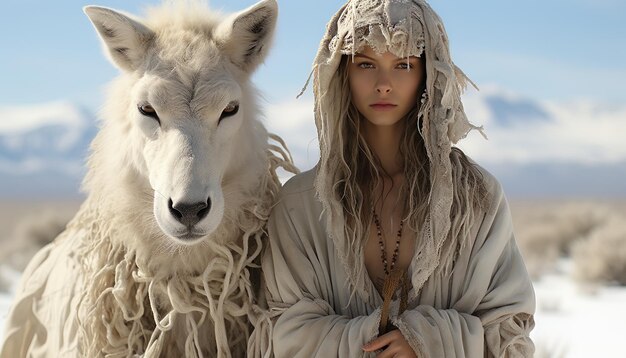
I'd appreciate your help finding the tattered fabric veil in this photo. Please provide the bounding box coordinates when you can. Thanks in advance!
[308,0,488,304]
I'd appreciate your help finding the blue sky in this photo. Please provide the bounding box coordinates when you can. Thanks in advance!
[1,0,625,109]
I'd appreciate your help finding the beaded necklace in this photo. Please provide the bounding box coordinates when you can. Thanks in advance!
[372,210,404,276]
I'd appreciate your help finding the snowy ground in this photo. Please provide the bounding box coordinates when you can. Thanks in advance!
[1,260,624,356]
[530,259,626,357]
[0,266,21,341]
[0,293,9,340]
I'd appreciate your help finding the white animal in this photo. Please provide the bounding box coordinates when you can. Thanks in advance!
[0,1,296,357]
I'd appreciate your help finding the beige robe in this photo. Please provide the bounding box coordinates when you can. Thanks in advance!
[261,168,535,357]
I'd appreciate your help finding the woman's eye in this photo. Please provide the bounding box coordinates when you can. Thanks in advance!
[397,63,413,70]
[357,62,374,69]
[138,103,161,124]
[219,101,240,123]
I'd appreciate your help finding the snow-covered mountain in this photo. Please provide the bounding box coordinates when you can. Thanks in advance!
[459,86,626,165]
[0,89,624,198]
[264,87,626,198]
[0,102,97,197]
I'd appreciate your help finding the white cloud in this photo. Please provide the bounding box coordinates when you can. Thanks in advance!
[0,101,86,134]
[0,158,83,175]
[264,99,320,172]
[460,89,626,165]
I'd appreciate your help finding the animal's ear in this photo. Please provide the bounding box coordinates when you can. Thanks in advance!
[215,0,278,73]
[84,6,155,72]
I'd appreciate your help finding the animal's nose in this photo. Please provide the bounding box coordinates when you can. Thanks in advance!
[168,198,211,227]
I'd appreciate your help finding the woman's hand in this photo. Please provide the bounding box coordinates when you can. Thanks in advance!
[362,330,417,358]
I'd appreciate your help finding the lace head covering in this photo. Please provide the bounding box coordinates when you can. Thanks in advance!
[307,0,487,303]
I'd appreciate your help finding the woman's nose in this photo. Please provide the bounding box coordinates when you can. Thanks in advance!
[375,74,392,94]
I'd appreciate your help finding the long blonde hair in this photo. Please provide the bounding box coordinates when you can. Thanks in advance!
[330,54,489,264]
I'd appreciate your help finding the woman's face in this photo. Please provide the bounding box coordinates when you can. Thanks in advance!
[348,45,424,128]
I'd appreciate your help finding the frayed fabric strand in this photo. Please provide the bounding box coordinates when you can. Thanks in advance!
[310,0,489,305]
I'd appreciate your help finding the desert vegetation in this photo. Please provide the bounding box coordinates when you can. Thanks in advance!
[0,200,80,292]
[511,199,626,285]
[571,215,626,285]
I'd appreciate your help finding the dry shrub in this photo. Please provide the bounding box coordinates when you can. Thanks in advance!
[516,223,562,279]
[512,201,609,278]
[572,214,626,285]
[0,211,70,272]
[0,271,9,293]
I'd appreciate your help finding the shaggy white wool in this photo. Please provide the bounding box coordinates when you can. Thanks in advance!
[75,136,295,358]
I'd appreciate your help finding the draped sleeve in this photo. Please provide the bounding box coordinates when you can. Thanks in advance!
[261,187,382,357]
[392,181,535,357]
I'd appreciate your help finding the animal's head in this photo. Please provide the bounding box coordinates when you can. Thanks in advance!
[84,0,277,246]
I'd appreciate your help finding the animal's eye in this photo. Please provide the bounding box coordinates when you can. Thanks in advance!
[138,103,161,124]
[219,101,240,123]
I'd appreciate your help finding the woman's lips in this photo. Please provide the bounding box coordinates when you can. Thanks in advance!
[370,103,397,111]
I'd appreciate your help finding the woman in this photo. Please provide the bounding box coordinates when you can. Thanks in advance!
[255,0,535,356]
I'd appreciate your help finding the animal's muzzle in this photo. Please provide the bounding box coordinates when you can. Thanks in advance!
[168,197,211,228]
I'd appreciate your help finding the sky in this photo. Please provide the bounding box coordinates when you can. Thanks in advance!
[0,0,625,110]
